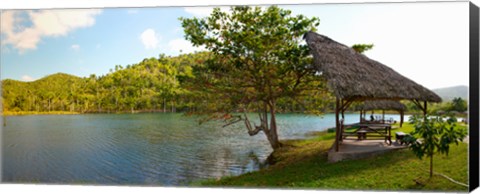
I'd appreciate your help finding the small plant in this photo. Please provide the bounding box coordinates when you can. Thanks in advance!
[404,114,466,178]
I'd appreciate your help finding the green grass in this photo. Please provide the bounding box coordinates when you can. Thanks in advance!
[198,123,469,192]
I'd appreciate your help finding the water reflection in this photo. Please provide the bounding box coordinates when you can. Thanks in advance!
[2,113,404,185]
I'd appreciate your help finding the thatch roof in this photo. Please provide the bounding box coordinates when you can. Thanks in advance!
[304,31,441,103]
[356,100,406,111]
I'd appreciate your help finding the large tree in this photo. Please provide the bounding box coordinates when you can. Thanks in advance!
[181,6,326,150]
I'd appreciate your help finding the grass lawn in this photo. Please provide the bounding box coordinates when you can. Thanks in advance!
[198,123,469,192]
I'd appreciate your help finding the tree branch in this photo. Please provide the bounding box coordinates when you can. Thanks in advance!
[244,112,264,136]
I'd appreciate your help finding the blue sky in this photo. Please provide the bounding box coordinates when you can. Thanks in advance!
[0,2,470,89]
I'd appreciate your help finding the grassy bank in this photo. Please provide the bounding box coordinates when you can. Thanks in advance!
[198,123,469,192]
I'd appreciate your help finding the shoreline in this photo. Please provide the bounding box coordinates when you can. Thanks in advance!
[2,110,429,116]
[2,111,81,116]
[1,110,174,116]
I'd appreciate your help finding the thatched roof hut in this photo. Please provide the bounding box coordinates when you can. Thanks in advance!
[304,31,441,152]
[304,31,441,103]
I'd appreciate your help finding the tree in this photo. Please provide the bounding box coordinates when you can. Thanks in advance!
[404,114,466,178]
[450,97,467,113]
[352,44,374,53]
[181,6,325,150]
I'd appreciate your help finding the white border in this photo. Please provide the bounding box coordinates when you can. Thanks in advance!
[0,0,475,9]
[1,0,478,194]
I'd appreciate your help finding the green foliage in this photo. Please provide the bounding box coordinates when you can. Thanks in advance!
[404,114,466,177]
[449,97,467,113]
[351,44,374,54]
[180,6,327,149]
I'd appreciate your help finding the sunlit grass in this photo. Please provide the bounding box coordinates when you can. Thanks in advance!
[199,123,469,192]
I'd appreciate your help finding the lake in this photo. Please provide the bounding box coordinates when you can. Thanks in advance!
[2,113,405,185]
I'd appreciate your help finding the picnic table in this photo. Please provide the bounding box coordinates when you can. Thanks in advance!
[356,123,392,145]
[341,123,392,145]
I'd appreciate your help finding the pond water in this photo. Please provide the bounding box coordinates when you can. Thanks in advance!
[2,113,404,185]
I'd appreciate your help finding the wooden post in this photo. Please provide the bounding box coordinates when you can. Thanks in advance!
[359,109,362,123]
[382,109,385,123]
[423,101,428,117]
[400,111,404,127]
[335,98,340,152]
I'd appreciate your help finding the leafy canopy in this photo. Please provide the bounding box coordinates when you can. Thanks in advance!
[180,6,325,113]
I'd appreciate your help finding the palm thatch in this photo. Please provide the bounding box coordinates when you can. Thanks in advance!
[304,31,441,103]
[356,100,407,111]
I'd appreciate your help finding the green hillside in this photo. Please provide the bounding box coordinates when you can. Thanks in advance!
[432,85,468,102]
[1,53,207,114]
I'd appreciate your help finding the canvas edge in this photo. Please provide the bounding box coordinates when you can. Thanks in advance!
[469,1,479,192]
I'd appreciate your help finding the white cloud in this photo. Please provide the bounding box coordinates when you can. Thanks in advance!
[21,75,35,81]
[140,28,160,50]
[71,44,80,51]
[168,38,205,54]
[0,9,102,53]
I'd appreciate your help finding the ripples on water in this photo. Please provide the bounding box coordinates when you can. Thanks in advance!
[2,113,404,185]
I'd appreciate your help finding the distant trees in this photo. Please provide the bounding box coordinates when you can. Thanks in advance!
[351,44,374,54]
[1,54,197,114]
[449,97,467,113]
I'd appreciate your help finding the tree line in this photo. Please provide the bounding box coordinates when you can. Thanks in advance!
[2,53,205,113]
[1,52,468,116]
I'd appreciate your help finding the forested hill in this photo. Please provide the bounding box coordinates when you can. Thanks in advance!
[432,85,468,102]
[3,73,86,111]
[2,52,209,113]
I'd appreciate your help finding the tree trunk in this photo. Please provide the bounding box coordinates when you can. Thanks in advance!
[266,101,281,150]
[430,154,433,178]
[163,98,166,113]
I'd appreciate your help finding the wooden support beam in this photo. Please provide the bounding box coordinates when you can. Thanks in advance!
[423,101,428,116]
[359,109,363,123]
[400,110,404,127]
[382,109,385,123]
[411,99,426,113]
[341,98,354,112]
[335,97,340,152]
